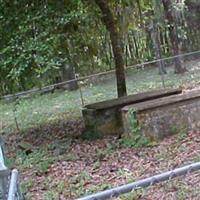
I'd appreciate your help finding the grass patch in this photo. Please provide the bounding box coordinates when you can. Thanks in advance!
[15,148,55,173]
[81,130,103,140]
[120,108,158,148]
[43,191,59,200]
[21,180,34,194]
[60,152,80,161]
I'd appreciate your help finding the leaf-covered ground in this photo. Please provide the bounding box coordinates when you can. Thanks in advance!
[4,118,200,200]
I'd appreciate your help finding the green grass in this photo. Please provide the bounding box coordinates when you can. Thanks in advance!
[1,61,200,134]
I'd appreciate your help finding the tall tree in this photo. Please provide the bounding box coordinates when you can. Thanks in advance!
[150,0,167,74]
[148,20,167,74]
[94,0,127,97]
[60,56,78,91]
[162,0,187,74]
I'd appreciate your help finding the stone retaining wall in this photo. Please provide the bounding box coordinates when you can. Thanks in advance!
[121,90,200,140]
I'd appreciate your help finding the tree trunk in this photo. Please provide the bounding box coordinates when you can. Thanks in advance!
[60,45,78,91]
[60,62,78,91]
[94,0,127,97]
[185,0,200,54]
[162,0,187,74]
[127,33,134,58]
[148,20,167,74]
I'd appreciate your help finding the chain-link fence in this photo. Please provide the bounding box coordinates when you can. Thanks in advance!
[0,50,200,134]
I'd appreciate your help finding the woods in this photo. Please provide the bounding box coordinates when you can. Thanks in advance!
[1,1,200,199]
[0,0,200,96]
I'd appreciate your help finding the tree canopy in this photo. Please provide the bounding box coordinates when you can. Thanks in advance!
[0,0,200,95]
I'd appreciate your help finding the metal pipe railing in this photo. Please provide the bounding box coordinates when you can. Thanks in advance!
[0,139,23,200]
[0,138,6,170]
[76,162,200,200]
[7,169,19,200]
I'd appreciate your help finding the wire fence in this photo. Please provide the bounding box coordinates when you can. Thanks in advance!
[76,162,200,200]
[1,49,200,101]
[1,50,200,134]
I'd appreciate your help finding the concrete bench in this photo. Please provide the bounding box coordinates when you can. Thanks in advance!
[82,88,182,136]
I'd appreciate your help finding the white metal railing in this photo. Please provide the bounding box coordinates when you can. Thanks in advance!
[0,138,24,200]
[76,162,200,200]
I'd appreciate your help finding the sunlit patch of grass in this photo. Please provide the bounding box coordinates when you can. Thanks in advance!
[43,190,59,200]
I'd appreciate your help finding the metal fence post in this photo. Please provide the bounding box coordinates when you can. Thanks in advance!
[7,169,18,200]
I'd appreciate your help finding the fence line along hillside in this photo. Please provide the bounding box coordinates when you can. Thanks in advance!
[1,51,200,134]
[1,50,200,102]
